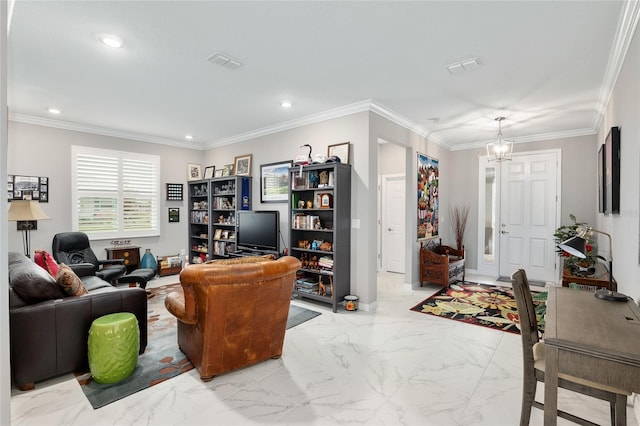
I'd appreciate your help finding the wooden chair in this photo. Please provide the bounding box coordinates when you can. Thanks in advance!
[511,269,630,426]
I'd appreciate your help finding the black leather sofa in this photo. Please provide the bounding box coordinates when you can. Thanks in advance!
[8,252,148,390]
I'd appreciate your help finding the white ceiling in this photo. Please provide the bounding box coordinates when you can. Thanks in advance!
[7,1,639,151]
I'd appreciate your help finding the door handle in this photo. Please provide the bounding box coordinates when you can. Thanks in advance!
[501,230,509,234]
[388,228,393,231]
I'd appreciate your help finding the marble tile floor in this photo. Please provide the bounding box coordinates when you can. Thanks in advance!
[10,272,638,425]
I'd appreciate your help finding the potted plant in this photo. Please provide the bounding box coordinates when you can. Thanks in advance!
[553,214,600,275]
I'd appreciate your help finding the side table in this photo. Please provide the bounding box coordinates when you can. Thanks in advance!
[88,312,139,384]
[562,262,616,292]
[105,246,141,274]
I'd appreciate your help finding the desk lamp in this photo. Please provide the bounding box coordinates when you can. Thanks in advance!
[557,226,627,301]
[8,200,50,258]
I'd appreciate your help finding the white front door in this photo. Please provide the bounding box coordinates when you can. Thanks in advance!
[498,151,559,282]
[382,174,406,273]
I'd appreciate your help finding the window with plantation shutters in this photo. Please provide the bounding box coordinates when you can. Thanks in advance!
[72,146,160,239]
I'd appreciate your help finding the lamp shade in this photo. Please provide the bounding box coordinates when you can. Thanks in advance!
[8,200,50,221]
[557,235,587,258]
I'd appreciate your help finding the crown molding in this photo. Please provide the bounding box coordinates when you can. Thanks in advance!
[368,101,450,149]
[207,99,450,150]
[9,112,203,150]
[450,127,597,151]
[205,100,373,149]
[591,0,640,132]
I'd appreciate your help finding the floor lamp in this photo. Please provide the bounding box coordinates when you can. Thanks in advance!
[8,200,50,258]
[557,225,627,301]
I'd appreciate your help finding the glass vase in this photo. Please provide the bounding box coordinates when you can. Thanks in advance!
[141,249,157,270]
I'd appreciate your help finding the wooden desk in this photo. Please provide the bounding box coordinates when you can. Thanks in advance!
[543,287,640,425]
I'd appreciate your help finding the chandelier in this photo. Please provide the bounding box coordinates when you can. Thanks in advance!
[486,117,513,162]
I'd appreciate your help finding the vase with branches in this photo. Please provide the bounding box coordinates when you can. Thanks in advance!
[451,205,470,251]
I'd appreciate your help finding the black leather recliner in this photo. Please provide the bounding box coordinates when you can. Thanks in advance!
[52,232,127,283]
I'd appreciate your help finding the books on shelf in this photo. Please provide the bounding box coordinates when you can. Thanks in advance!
[190,211,209,224]
[295,276,320,294]
[293,213,321,230]
[318,256,333,270]
[213,196,235,209]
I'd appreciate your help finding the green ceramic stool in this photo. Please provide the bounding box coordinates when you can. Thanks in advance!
[88,312,139,384]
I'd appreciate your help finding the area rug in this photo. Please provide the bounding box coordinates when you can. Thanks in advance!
[410,281,546,334]
[77,283,321,409]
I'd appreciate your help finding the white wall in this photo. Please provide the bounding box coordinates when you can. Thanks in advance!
[378,142,405,175]
[597,22,640,302]
[7,122,205,261]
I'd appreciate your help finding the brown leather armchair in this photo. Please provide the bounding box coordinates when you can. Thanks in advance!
[164,255,301,381]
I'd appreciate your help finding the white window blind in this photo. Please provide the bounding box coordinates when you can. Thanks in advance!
[72,146,160,239]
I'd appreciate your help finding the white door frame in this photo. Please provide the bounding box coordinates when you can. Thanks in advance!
[477,149,562,280]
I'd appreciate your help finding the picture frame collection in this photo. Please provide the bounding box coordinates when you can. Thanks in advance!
[8,175,49,202]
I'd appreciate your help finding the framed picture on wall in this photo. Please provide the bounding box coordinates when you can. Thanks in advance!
[203,166,215,179]
[168,207,180,223]
[234,154,252,176]
[8,175,49,202]
[327,142,351,164]
[604,126,620,215]
[598,144,605,213]
[260,160,292,203]
[187,163,202,181]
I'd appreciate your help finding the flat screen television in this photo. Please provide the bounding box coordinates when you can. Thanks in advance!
[236,210,279,252]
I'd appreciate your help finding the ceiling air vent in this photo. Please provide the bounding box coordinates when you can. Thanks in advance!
[206,52,244,70]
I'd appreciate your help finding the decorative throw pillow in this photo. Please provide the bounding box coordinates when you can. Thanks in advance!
[34,249,60,278]
[56,263,89,297]
[9,252,65,303]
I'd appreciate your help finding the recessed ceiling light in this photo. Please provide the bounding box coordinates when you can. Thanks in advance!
[98,34,124,49]
[281,100,293,108]
[185,135,194,140]
[48,107,61,114]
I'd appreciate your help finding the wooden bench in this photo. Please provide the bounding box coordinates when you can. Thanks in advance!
[419,239,465,287]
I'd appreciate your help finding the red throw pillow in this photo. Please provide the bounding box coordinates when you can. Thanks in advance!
[34,249,60,277]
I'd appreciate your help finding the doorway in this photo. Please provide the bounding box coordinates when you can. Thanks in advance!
[477,150,561,282]
[381,174,406,273]
[377,140,407,275]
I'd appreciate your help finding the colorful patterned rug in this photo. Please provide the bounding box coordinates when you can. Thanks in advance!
[77,282,320,408]
[410,282,546,334]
